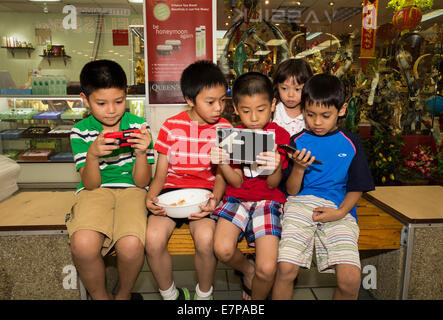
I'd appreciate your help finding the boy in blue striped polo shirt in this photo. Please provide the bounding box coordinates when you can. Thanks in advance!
[67,60,154,300]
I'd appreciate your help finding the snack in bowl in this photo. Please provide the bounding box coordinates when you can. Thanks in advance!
[156,188,211,218]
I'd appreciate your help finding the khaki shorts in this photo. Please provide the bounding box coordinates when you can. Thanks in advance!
[66,187,147,256]
[278,195,360,273]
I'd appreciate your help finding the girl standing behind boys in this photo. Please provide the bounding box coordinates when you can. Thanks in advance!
[272,58,313,137]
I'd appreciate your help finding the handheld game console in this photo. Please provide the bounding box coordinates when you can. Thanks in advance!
[104,129,141,147]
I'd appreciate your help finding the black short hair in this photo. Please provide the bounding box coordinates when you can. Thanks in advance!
[301,73,346,111]
[232,72,274,106]
[80,60,127,98]
[180,60,228,103]
[272,58,313,101]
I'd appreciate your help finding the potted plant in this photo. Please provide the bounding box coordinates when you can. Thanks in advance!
[363,129,405,185]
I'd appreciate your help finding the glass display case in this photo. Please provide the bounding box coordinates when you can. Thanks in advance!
[0,95,146,187]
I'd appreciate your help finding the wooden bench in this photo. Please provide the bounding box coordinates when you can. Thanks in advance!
[0,191,403,254]
[167,195,404,254]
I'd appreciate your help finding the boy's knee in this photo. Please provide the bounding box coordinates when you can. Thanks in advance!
[276,262,300,281]
[70,230,102,260]
[193,230,214,255]
[214,242,235,263]
[337,266,361,294]
[145,230,168,255]
[255,261,277,282]
[115,235,144,259]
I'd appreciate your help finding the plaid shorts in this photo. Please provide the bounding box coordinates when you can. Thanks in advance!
[211,196,283,247]
[278,195,360,273]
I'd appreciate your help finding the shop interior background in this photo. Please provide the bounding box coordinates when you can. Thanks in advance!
[0,0,441,87]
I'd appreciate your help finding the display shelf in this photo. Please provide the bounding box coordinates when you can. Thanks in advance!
[39,54,71,66]
[1,46,35,57]
[0,95,147,184]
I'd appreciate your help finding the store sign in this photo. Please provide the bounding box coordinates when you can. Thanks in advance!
[360,0,378,59]
[145,0,215,105]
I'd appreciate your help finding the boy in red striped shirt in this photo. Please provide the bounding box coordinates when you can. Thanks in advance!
[145,61,232,300]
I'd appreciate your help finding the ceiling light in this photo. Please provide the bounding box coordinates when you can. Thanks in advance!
[128,0,144,3]
[265,0,269,4]
[329,1,335,6]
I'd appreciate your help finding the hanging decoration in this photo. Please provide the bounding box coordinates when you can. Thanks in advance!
[392,5,422,30]
[360,0,379,62]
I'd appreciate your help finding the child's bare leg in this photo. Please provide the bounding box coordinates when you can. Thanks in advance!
[272,262,300,300]
[70,229,111,300]
[145,215,176,290]
[334,264,361,300]
[213,218,255,299]
[114,235,145,300]
[252,235,279,300]
[189,218,216,293]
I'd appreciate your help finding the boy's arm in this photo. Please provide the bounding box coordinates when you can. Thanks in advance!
[131,124,153,188]
[210,146,243,188]
[189,166,226,220]
[285,166,305,195]
[80,131,119,190]
[312,191,362,223]
[146,153,168,215]
[285,148,316,195]
[219,164,243,188]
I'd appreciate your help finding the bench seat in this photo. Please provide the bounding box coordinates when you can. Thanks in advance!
[167,196,404,254]
[0,191,404,254]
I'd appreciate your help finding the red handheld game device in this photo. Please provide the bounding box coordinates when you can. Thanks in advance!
[104,129,141,147]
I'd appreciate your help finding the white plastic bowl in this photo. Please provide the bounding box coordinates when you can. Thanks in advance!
[156,188,211,218]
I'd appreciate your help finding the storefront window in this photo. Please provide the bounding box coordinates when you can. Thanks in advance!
[0,0,442,185]
[0,1,144,91]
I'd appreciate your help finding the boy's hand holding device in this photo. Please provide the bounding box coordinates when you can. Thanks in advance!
[127,124,152,156]
[210,146,230,165]
[256,147,281,172]
[103,124,151,156]
[279,143,323,166]
[89,130,120,158]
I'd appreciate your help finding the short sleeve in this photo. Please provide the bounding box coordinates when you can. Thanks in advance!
[346,133,375,193]
[70,127,92,172]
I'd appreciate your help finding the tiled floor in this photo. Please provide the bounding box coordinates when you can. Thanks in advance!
[110,255,375,300]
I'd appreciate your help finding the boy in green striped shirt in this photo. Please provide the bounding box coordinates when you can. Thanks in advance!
[67,60,154,300]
